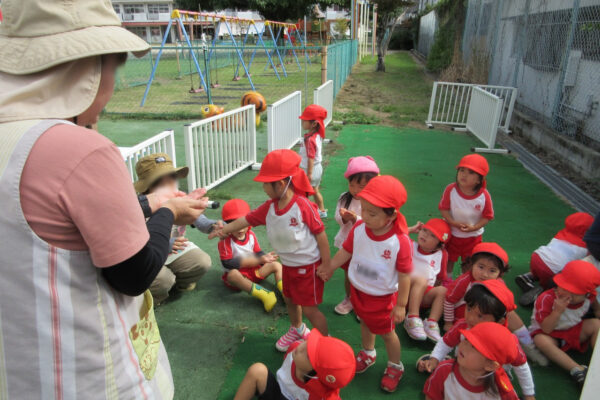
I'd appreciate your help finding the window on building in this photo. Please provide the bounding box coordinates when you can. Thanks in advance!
[123,4,145,14]
[127,26,147,40]
[522,9,570,72]
[148,4,170,14]
[113,4,120,14]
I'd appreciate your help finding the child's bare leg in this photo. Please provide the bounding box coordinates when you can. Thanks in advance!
[312,186,325,211]
[303,305,328,335]
[227,269,253,293]
[234,363,270,400]
[381,331,401,364]
[507,310,526,331]
[361,321,376,350]
[258,261,282,282]
[407,277,428,317]
[581,318,600,348]
[284,297,302,328]
[344,271,351,297]
[533,334,579,371]
[423,286,447,321]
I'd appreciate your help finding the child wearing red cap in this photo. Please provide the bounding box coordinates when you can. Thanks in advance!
[234,330,356,400]
[419,281,536,399]
[439,154,494,276]
[218,199,283,312]
[529,260,600,386]
[443,243,548,366]
[515,212,594,307]
[299,104,328,218]
[424,322,521,400]
[318,175,412,393]
[404,218,451,343]
[210,149,330,351]
[333,156,380,316]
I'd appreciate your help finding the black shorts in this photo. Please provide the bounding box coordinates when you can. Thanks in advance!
[257,370,287,400]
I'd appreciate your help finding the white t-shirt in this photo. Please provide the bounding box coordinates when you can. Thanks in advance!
[535,238,589,274]
[410,241,447,287]
[276,344,309,400]
[299,132,322,168]
[529,289,591,333]
[438,183,494,238]
[333,194,362,249]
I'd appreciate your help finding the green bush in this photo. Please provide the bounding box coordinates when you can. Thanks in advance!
[422,0,466,72]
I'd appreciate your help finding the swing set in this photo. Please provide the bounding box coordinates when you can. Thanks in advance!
[140,9,311,107]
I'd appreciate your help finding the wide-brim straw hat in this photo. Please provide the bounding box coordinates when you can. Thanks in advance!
[0,0,150,75]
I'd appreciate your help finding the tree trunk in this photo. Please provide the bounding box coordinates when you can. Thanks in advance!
[375,13,401,72]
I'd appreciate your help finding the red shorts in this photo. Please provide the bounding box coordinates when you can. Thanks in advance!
[446,235,482,263]
[530,252,555,289]
[340,260,350,272]
[222,266,263,290]
[350,284,398,335]
[282,261,323,306]
[531,322,588,353]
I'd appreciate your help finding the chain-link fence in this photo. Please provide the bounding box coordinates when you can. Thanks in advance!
[106,39,358,119]
[461,0,600,148]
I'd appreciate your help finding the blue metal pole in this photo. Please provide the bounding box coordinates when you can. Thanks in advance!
[295,28,311,65]
[233,26,251,79]
[263,25,283,71]
[141,18,174,106]
[223,19,256,90]
[285,28,302,70]
[178,17,208,92]
[267,24,287,77]
[249,22,281,79]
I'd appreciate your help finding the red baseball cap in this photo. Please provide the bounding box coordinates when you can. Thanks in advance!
[471,242,509,268]
[554,212,594,248]
[423,218,451,243]
[553,260,600,296]
[222,199,251,221]
[357,175,408,234]
[456,154,489,177]
[474,279,517,313]
[299,104,327,138]
[305,330,356,398]
[460,322,519,394]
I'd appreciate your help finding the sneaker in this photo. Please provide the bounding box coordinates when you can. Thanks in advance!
[177,282,196,292]
[515,273,536,292]
[404,317,427,341]
[380,365,404,392]
[355,350,376,373]
[519,285,544,307]
[522,342,549,366]
[334,297,354,315]
[416,354,432,370]
[424,320,442,342]
[319,210,328,219]
[571,366,588,386]
[276,325,310,352]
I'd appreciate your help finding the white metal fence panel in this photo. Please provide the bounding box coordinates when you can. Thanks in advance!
[466,87,503,149]
[267,91,303,152]
[119,129,176,181]
[185,105,257,191]
[417,10,438,57]
[426,81,517,133]
[313,80,334,127]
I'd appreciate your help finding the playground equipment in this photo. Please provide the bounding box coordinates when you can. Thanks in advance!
[241,91,267,127]
[201,104,225,119]
[141,10,312,107]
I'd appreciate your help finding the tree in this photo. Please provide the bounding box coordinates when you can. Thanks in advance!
[371,0,413,72]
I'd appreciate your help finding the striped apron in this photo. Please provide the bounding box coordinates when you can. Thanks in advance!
[0,120,174,399]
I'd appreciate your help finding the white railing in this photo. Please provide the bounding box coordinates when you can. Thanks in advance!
[267,91,303,152]
[426,82,517,134]
[185,105,257,191]
[465,87,505,153]
[314,80,334,127]
[119,129,176,182]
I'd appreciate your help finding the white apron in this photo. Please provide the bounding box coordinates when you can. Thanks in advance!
[0,120,174,399]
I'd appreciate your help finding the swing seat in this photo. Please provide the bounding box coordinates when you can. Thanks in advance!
[211,83,221,88]
[189,88,204,94]
[232,76,241,81]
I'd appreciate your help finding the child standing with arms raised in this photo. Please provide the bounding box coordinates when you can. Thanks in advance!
[299,104,328,218]
[210,149,330,351]
[333,156,380,315]
[439,154,494,276]
[319,175,412,393]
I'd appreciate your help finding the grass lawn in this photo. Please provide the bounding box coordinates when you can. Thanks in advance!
[98,52,586,399]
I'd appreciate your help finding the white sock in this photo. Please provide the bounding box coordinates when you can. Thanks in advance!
[363,348,376,357]
[388,361,404,370]
[570,366,584,375]
[513,326,533,346]
[295,323,306,335]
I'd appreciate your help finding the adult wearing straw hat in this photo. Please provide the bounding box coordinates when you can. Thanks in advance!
[0,1,208,398]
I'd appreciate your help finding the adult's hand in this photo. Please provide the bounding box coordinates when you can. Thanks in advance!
[162,197,208,225]
[147,187,186,213]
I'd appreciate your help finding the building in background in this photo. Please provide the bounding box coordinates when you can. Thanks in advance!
[112,0,176,43]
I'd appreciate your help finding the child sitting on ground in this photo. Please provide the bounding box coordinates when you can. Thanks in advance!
[299,104,328,218]
[333,156,380,315]
[218,199,283,312]
[404,218,451,343]
[424,322,522,400]
[418,280,536,400]
[515,212,594,307]
[529,260,600,387]
[439,154,494,277]
[318,175,412,393]
[443,242,548,366]
[234,330,355,400]
[210,149,330,351]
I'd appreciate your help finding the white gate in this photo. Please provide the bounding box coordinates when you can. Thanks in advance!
[185,105,257,191]
[119,129,176,181]
[426,81,517,134]
[464,87,506,153]
[267,91,303,152]
[314,80,334,127]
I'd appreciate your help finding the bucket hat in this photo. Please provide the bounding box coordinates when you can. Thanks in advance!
[134,153,188,194]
